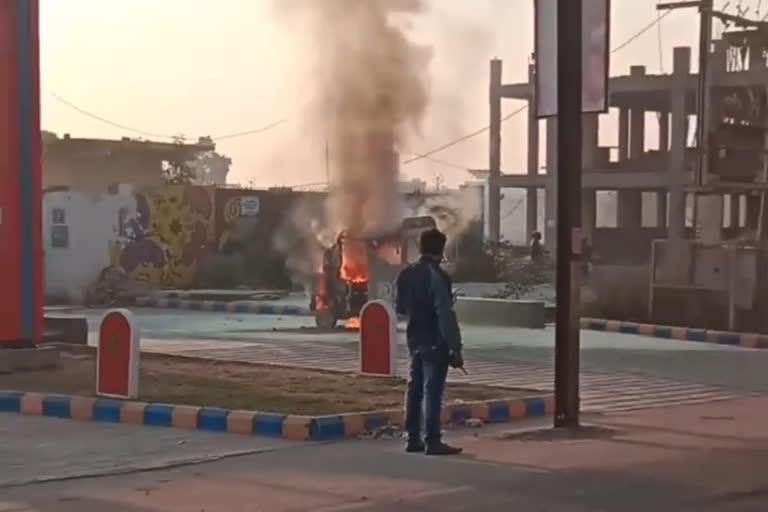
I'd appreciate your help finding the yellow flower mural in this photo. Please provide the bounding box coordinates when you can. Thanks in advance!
[114,185,214,288]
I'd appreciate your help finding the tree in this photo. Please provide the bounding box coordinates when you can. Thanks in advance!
[162,135,197,185]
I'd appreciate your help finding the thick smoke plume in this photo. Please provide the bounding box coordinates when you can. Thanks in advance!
[277,0,433,237]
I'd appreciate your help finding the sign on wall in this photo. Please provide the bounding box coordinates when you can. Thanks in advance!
[534,0,611,118]
[52,208,66,225]
[51,225,69,248]
[240,196,260,217]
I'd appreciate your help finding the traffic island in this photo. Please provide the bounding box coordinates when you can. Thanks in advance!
[0,350,553,441]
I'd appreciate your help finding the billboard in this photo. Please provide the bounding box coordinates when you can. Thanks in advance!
[534,0,610,118]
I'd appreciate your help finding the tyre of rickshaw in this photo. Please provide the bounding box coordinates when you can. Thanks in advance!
[315,309,338,329]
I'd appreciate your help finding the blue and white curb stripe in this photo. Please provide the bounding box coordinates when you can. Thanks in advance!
[0,391,553,441]
[581,317,768,349]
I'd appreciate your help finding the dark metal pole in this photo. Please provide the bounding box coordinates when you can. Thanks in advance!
[554,0,583,428]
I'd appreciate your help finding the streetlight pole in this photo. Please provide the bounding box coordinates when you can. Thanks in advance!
[554,0,583,428]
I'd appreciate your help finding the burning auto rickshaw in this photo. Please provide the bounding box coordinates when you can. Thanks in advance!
[310,216,436,329]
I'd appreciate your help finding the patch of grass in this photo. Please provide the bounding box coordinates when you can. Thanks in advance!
[0,352,536,416]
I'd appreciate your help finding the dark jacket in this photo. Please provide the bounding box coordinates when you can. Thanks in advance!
[395,256,462,354]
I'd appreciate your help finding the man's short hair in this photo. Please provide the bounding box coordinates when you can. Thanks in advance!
[419,228,447,256]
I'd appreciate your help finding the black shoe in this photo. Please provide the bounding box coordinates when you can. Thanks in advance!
[425,443,463,456]
[405,440,426,453]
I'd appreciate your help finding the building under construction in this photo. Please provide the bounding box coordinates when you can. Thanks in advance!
[486,24,768,332]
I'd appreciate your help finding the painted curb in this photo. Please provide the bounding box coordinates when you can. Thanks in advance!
[581,318,768,349]
[134,297,310,316]
[0,390,553,441]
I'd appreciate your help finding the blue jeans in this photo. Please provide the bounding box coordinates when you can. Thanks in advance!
[405,348,449,447]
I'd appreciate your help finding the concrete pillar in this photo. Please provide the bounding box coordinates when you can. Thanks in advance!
[750,43,765,70]
[545,117,558,252]
[711,39,728,72]
[657,191,668,228]
[746,195,760,230]
[696,194,724,243]
[629,66,647,159]
[658,111,669,152]
[582,113,599,168]
[617,191,642,228]
[487,59,502,242]
[618,66,646,229]
[581,114,598,241]
[526,62,539,240]
[582,190,597,240]
[730,194,740,228]
[668,47,691,241]
[618,107,629,162]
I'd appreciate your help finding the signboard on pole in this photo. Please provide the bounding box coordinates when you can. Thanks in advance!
[534,0,610,118]
[96,309,140,399]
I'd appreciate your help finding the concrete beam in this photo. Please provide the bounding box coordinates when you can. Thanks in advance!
[495,169,691,190]
[499,67,768,101]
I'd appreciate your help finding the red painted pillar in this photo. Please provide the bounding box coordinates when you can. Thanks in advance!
[0,0,43,346]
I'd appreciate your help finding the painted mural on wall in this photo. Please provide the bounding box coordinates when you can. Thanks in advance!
[112,185,214,288]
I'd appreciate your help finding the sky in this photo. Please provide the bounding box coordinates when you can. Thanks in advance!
[40,0,754,189]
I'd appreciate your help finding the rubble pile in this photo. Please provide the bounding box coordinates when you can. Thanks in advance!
[85,266,153,307]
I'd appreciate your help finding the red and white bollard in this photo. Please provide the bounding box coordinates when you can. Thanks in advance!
[359,300,398,377]
[96,309,140,399]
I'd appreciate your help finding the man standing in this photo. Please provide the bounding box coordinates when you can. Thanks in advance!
[396,228,463,455]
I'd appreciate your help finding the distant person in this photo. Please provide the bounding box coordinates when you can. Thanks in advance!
[395,228,463,456]
[530,232,544,262]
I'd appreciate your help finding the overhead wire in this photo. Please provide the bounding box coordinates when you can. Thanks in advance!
[404,8,679,169]
[50,6,678,162]
[48,90,287,143]
[611,9,674,54]
[402,104,528,166]
[48,91,178,140]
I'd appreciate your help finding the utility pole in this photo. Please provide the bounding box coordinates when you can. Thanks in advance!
[553,0,583,428]
[657,0,713,187]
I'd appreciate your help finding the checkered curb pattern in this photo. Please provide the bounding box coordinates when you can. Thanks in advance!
[134,297,310,316]
[0,391,553,441]
[581,318,768,349]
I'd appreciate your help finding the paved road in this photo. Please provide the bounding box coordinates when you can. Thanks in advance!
[57,308,762,413]
[1,402,766,511]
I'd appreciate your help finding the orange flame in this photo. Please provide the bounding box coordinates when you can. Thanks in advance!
[346,316,361,330]
[340,238,369,284]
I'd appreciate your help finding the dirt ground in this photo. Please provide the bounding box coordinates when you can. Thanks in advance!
[0,352,533,415]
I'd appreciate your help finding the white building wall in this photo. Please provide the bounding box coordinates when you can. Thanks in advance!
[43,186,137,304]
